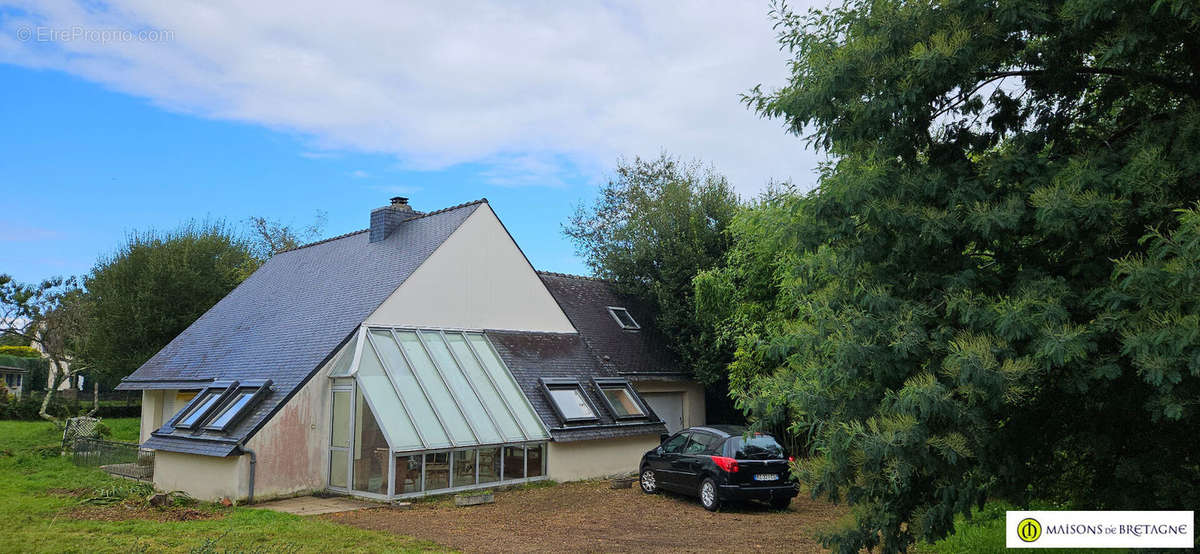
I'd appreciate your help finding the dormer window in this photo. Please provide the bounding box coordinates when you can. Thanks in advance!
[540,378,599,422]
[607,306,640,330]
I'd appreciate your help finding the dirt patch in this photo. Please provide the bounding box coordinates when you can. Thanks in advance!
[46,487,91,497]
[326,480,846,553]
[68,502,226,523]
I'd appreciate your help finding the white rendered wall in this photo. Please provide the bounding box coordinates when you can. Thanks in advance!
[547,434,661,481]
[364,204,575,332]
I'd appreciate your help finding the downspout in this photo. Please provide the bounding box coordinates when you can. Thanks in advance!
[239,444,257,504]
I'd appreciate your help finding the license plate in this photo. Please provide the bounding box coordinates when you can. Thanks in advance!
[753,473,779,481]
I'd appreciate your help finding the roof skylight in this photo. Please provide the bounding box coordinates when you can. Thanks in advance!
[541,378,600,422]
[594,377,647,419]
[607,306,640,330]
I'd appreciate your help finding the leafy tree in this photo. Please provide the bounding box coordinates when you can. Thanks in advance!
[80,220,258,387]
[0,275,91,425]
[564,154,741,403]
[244,211,327,259]
[697,0,1200,551]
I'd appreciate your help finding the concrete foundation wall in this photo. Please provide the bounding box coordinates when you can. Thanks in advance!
[547,434,660,481]
[153,450,248,502]
[633,380,706,429]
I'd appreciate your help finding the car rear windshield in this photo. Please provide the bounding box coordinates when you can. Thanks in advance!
[726,434,786,460]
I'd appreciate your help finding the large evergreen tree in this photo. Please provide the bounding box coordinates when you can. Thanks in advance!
[697,0,1200,551]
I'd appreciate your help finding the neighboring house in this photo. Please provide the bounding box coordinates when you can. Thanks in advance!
[0,365,26,398]
[117,197,705,502]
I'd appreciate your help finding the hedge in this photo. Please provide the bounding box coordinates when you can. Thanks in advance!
[0,391,140,420]
[0,345,39,358]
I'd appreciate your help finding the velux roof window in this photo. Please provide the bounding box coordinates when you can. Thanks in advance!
[171,379,272,432]
[594,378,647,419]
[607,306,640,330]
[541,378,599,422]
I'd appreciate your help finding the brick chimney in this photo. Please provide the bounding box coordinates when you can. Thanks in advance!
[369,197,417,243]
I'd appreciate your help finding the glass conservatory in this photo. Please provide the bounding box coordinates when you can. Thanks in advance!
[327,327,550,499]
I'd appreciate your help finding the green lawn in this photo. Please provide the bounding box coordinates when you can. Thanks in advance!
[0,418,445,553]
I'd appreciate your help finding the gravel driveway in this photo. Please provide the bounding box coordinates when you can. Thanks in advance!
[324,480,846,553]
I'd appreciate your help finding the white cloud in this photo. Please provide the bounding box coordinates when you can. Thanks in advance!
[349,169,369,179]
[0,1,825,193]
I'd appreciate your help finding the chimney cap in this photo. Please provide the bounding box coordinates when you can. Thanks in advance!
[390,196,409,205]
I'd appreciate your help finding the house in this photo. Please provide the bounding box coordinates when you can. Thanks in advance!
[116,197,706,502]
[0,365,26,398]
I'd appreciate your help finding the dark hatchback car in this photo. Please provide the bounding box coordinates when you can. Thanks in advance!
[638,425,798,511]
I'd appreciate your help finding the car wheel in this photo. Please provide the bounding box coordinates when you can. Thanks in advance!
[640,467,658,494]
[769,496,791,511]
[699,477,720,511]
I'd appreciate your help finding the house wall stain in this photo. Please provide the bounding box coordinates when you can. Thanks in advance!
[245,357,332,500]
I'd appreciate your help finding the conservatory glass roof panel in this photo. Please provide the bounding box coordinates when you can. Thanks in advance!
[445,332,527,442]
[468,333,549,439]
[419,330,503,445]
[350,327,549,451]
[367,329,450,448]
[395,330,477,445]
[357,339,423,451]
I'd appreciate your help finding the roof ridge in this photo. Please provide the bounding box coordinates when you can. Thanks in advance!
[536,270,613,283]
[278,198,489,255]
[279,228,369,254]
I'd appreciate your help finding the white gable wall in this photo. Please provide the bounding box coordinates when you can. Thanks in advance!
[365,204,575,332]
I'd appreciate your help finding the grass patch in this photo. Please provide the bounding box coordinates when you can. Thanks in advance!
[914,500,1130,554]
[0,419,445,553]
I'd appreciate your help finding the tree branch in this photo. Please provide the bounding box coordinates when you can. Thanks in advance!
[981,68,1200,99]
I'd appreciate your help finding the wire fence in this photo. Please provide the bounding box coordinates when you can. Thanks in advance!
[70,437,154,481]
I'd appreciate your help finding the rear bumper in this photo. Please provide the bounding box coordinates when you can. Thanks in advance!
[716,483,799,502]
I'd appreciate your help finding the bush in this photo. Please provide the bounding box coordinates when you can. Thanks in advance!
[0,392,80,420]
[0,346,39,358]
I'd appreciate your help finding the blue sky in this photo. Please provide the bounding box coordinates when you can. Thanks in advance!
[0,64,597,283]
[0,1,823,285]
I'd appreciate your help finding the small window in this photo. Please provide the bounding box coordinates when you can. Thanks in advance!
[593,377,647,419]
[541,379,599,422]
[607,307,640,330]
[661,432,690,454]
[174,390,225,429]
[203,382,271,432]
[684,432,721,454]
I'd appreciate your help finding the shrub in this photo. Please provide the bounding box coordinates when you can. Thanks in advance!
[0,346,39,358]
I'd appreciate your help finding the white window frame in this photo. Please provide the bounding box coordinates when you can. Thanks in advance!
[606,306,641,330]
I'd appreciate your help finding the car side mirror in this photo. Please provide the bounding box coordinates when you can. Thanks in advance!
[655,446,664,455]
[659,433,669,444]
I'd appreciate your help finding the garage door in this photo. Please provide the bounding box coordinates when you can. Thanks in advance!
[641,392,685,434]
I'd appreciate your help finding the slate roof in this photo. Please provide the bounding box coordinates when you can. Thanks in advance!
[537,272,682,379]
[485,330,667,442]
[124,200,485,456]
